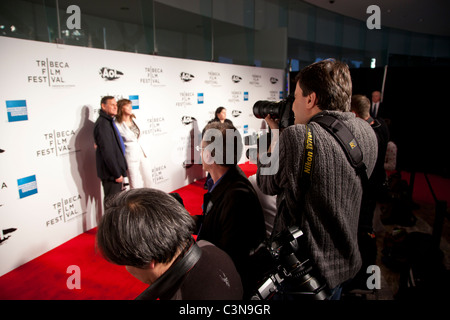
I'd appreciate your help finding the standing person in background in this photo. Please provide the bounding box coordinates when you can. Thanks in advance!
[370,90,386,119]
[196,121,266,298]
[208,106,233,125]
[115,99,152,189]
[204,106,233,190]
[94,96,128,204]
[348,94,389,291]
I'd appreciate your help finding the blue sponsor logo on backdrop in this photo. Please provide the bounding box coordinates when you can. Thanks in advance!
[6,100,28,122]
[129,95,139,110]
[17,175,38,199]
[244,92,249,101]
[198,93,204,104]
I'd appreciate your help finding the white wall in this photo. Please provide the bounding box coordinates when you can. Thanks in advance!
[0,36,285,276]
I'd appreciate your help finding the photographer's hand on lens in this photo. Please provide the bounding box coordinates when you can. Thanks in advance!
[264,115,279,130]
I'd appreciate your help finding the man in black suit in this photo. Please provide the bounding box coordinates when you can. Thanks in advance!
[348,94,389,290]
[370,90,390,119]
[370,90,382,118]
[94,96,128,204]
[196,121,266,298]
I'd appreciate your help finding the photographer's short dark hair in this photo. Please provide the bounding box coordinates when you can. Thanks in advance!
[295,59,352,112]
[96,188,195,268]
[202,121,243,167]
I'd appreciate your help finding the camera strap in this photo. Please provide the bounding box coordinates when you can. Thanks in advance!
[270,123,315,241]
[135,241,202,300]
[272,113,369,240]
[310,114,369,187]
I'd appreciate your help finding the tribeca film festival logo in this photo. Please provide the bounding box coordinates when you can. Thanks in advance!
[27,59,74,88]
[249,74,262,87]
[204,71,221,87]
[265,90,283,101]
[140,66,165,86]
[228,91,249,103]
[36,129,78,157]
[152,164,168,185]
[175,91,196,107]
[141,116,167,137]
[47,194,84,228]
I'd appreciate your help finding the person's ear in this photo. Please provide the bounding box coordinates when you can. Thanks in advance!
[203,148,214,165]
[306,92,317,109]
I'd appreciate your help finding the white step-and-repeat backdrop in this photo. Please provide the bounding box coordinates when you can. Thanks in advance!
[0,36,284,276]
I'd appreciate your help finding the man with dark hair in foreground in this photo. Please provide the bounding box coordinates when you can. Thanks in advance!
[96,188,243,300]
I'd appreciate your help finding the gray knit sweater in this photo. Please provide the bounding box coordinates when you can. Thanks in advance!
[257,111,377,289]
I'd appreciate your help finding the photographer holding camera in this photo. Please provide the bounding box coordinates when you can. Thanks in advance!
[256,60,378,300]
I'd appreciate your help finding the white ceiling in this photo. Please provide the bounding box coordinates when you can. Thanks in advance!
[303,0,450,37]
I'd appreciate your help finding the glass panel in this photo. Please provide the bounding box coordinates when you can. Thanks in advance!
[55,0,148,53]
[154,0,212,61]
[0,0,50,42]
[1,0,447,67]
[0,0,152,53]
[212,0,254,66]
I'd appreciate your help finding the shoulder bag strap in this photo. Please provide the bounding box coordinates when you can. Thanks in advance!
[135,241,202,300]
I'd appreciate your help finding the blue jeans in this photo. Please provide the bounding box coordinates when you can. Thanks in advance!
[328,284,343,300]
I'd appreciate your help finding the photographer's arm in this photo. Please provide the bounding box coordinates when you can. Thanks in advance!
[256,115,289,196]
[264,115,279,153]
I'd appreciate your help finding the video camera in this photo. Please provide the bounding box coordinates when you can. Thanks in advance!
[250,226,330,300]
[253,95,295,129]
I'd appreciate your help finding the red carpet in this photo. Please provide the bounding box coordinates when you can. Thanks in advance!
[0,163,257,300]
[0,164,446,300]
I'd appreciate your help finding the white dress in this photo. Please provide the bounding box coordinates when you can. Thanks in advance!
[114,119,153,189]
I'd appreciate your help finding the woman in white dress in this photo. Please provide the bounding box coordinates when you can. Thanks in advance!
[114,99,152,189]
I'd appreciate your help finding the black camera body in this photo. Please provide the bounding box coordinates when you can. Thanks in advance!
[250,226,330,300]
[253,95,295,129]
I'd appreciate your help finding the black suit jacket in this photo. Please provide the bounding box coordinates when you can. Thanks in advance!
[371,101,390,119]
[197,165,266,292]
[93,109,127,181]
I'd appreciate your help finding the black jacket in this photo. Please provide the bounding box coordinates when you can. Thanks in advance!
[93,109,127,181]
[136,240,243,300]
[197,165,266,294]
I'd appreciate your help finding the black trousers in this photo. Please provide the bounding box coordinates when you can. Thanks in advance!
[102,179,122,205]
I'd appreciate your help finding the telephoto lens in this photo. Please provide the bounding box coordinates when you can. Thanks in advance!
[252,100,283,120]
[252,95,295,129]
